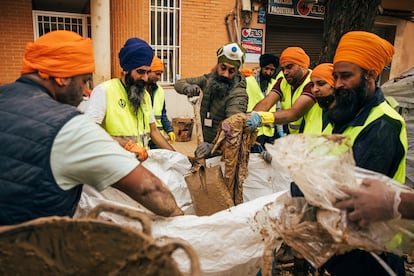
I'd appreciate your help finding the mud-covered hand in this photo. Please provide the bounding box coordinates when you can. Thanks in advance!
[124,140,148,162]
[194,142,214,159]
[335,178,401,227]
[167,131,176,143]
[184,84,201,97]
[246,112,261,131]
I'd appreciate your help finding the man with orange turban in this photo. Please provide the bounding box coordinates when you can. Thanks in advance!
[147,56,176,148]
[247,46,316,135]
[86,37,175,155]
[0,30,183,225]
[321,31,407,276]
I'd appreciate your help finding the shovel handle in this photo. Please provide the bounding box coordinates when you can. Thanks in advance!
[192,89,204,146]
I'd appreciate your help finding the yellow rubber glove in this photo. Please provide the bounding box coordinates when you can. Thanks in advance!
[257,111,275,125]
[168,131,176,143]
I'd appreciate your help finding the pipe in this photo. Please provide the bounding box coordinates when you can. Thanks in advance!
[225,13,234,42]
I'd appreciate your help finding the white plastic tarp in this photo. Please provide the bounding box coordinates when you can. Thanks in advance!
[382,67,414,187]
[75,149,290,275]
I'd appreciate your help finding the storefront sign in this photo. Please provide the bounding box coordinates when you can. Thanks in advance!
[241,28,263,54]
[241,28,263,62]
[268,0,325,19]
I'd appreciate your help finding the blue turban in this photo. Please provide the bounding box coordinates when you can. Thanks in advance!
[118,37,154,72]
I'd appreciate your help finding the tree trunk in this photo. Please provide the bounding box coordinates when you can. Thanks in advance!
[318,0,381,63]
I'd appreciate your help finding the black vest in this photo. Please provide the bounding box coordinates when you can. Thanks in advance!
[0,77,83,225]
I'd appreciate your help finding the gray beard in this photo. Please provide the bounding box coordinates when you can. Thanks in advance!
[207,71,235,99]
[125,73,146,113]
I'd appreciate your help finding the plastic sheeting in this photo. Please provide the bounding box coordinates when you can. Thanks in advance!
[75,136,414,274]
[75,149,290,275]
[262,134,414,269]
[382,67,414,187]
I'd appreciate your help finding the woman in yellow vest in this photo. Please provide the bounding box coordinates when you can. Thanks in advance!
[301,63,335,134]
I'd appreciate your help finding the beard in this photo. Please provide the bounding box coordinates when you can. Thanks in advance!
[327,76,368,127]
[259,72,271,93]
[316,94,335,110]
[208,70,235,99]
[124,72,146,113]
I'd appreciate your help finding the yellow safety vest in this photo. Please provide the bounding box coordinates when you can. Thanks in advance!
[246,75,277,137]
[323,101,407,183]
[102,78,152,148]
[278,70,312,134]
[151,85,166,134]
[302,104,324,134]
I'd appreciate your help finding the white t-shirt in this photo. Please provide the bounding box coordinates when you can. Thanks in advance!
[50,115,140,191]
[85,83,156,124]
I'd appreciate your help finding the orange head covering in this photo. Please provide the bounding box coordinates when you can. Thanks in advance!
[240,67,254,77]
[333,31,394,78]
[279,47,310,69]
[150,56,164,72]
[21,30,95,78]
[311,63,334,87]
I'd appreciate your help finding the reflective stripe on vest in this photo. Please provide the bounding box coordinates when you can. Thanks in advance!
[103,78,151,148]
[246,75,276,137]
[279,70,312,134]
[323,101,407,183]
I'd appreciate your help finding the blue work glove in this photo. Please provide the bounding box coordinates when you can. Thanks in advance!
[255,144,272,164]
[246,112,262,132]
[184,84,201,97]
[195,142,214,159]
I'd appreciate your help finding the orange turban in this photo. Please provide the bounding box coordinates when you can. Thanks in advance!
[333,31,394,78]
[21,30,95,78]
[279,47,310,69]
[311,63,334,87]
[150,56,164,72]
[240,67,254,77]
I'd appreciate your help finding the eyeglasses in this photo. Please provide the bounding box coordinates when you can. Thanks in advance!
[136,68,151,75]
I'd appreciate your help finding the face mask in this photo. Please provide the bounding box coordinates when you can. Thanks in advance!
[316,94,335,110]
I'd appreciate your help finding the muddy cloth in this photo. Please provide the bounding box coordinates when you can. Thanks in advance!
[211,113,257,205]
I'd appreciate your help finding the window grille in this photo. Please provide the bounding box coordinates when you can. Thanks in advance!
[150,0,180,85]
[32,10,91,40]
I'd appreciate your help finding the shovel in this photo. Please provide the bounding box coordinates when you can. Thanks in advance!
[185,90,234,216]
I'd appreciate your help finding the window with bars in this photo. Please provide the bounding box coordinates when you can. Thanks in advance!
[150,0,180,85]
[32,10,91,40]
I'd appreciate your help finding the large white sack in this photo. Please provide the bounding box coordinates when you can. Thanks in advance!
[76,186,285,275]
[75,149,289,275]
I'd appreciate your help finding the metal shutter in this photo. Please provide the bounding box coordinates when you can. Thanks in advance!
[265,14,324,68]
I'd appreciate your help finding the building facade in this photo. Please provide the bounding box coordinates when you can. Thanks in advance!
[1,0,413,117]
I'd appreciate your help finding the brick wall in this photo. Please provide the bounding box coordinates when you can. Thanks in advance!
[0,0,33,84]
[179,1,236,78]
[110,0,150,79]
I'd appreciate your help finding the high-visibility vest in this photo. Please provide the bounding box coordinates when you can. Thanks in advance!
[246,75,277,137]
[323,101,407,183]
[278,70,312,134]
[151,85,166,134]
[302,104,324,134]
[103,78,152,148]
